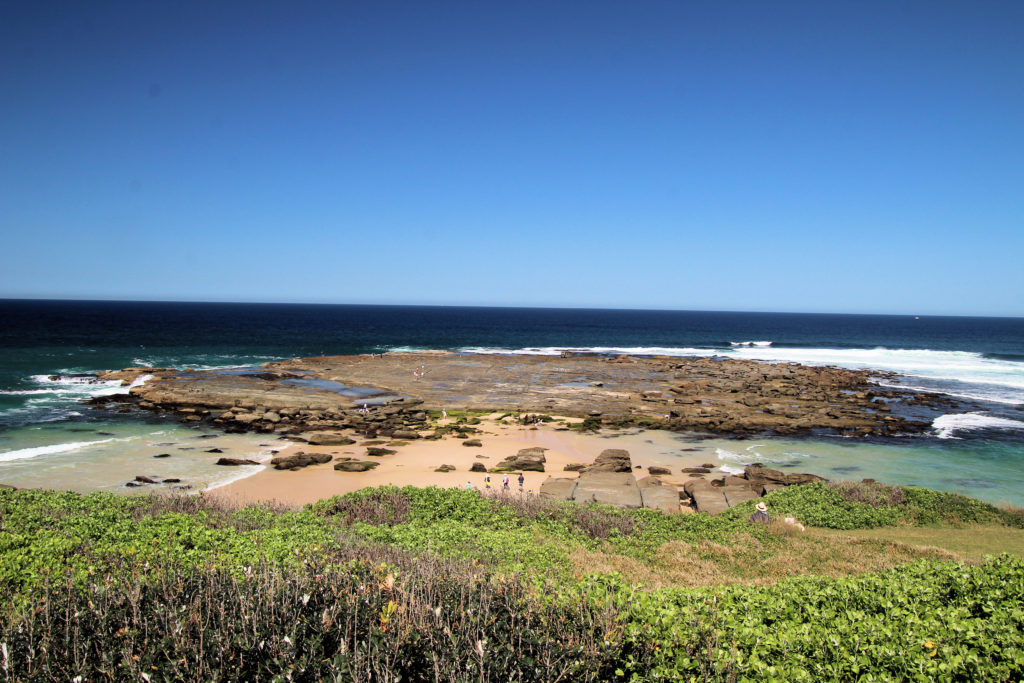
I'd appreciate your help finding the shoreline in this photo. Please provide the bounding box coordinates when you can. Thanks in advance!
[210,415,714,507]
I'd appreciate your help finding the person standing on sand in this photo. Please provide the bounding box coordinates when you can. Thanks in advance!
[517,473,525,492]
[484,473,491,489]
[466,481,472,490]
[502,474,510,490]
[750,501,770,524]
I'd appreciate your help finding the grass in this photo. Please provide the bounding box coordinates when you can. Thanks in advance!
[570,524,959,589]
[812,524,1024,562]
[4,485,1024,680]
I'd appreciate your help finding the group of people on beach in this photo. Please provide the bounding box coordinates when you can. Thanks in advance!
[475,472,526,494]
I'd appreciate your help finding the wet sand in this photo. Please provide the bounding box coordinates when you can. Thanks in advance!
[212,416,714,507]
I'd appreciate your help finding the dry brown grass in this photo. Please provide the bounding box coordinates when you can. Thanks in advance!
[570,526,958,590]
[812,524,1024,562]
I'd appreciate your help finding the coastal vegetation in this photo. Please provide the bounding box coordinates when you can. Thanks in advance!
[2,484,1023,681]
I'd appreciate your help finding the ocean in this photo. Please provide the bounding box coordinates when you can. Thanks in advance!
[2,300,1023,503]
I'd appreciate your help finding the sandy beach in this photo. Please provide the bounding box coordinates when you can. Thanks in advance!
[212,415,715,507]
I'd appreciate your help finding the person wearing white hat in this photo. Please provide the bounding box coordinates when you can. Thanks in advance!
[750,501,770,524]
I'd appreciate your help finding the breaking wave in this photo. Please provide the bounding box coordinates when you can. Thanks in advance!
[931,413,1024,440]
[0,438,115,462]
[455,344,1024,405]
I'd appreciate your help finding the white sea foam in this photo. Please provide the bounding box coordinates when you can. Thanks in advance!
[457,344,1024,405]
[459,345,714,357]
[0,438,114,462]
[931,412,1024,439]
[202,446,285,492]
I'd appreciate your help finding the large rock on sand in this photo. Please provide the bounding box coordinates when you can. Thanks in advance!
[304,431,356,446]
[572,470,643,508]
[637,476,680,514]
[491,447,546,472]
[539,477,578,500]
[588,449,632,472]
[271,452,332,470]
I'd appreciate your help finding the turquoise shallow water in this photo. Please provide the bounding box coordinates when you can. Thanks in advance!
[701,435,1024,507]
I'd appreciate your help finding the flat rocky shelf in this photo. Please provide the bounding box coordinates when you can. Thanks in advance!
[95,352,937,438]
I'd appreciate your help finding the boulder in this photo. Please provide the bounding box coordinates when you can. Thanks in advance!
[588,449,632,472]
[689,489,731,515]
[637,477,681,514]
[305,431,357,446]
[391,429,421,440]
[539,477,578,501]
[153,453,171,458]
[215,457,259,466]
[491,447,547,472]
[333,461,379,472]
[462,439,483,447]
[270,452,332,470]
[366,447,397,457]
[470,462,487,473]
[435,464,456,473]
[134,476,158,484]
[563,463,587,472]
[647,466,672,475]
[723,487,761,507]
[571,470,642,508]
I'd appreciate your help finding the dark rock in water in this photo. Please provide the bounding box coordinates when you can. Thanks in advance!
[205,448,223,453]
[831,466,861,473]
[97,432,115,436]
[162,478,181,484]
[366,447,396,457]
[125,481,143,487]
[470,462,487,472]
[945,478,996,489]
[153,453,171,458]
[215,457,259,466]
[134,476,158,484]
[197,434,219,439]
[334,460,379,472]
[154,443,176,447]
[701,462,715,468]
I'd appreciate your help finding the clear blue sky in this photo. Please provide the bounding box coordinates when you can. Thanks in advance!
[2,1,1022,315]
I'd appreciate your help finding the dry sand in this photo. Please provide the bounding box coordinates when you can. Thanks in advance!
[211,416,715,507]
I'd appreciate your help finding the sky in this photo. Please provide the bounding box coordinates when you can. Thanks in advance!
[1,1,1022,316]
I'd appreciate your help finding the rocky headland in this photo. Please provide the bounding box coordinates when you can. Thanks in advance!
[93,351,938,439]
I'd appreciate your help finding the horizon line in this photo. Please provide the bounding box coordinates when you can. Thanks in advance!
[1,296,1021,321]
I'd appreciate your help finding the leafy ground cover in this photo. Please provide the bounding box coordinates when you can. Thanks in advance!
[1,483,1023,681]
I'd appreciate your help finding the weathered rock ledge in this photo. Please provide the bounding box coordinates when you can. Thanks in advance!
[91,352,938,439]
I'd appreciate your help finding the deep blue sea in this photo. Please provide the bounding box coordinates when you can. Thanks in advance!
[2,300,1023,503]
